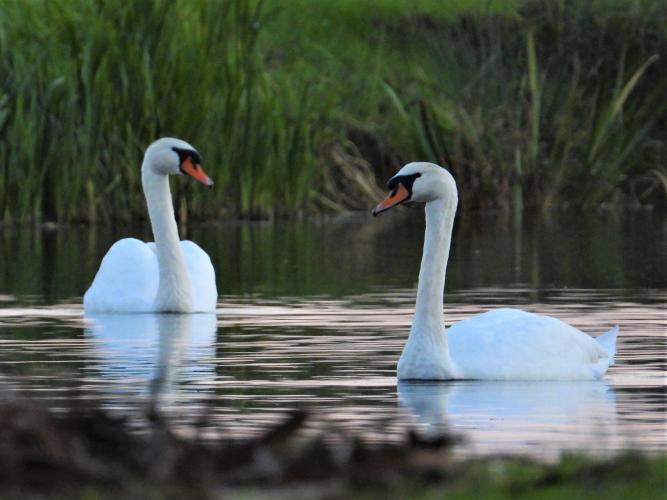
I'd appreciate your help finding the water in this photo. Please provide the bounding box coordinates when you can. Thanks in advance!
[0,210,664,459]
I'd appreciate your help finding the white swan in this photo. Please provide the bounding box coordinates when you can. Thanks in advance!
[373,162,618,380]
[84,138,217,313]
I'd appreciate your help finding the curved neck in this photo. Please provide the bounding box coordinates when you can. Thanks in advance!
[410,198,457,359]
[414,199,452,328]
[141,166,193,312]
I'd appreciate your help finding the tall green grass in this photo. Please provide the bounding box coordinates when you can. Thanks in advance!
[378,0,666,209]
[0,0,664,222]
[0,0,321,222]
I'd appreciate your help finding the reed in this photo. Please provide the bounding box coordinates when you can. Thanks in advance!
[0,0,664,222]
[0,0,322,222]
[379,0,666,209]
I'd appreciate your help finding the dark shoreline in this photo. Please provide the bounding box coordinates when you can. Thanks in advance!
[1,397,664,499]
[0,201,663,230]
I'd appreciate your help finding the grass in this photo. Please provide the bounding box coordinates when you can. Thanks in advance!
[403,453,667,499]
[0,0,664,222]
[0,0,321,222]
[367,1,667,209]
[266,0,666,210]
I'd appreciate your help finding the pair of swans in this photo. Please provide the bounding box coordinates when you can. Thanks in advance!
[84,139,618,381]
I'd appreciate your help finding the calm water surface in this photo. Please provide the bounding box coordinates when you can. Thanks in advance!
[0,210,664,459]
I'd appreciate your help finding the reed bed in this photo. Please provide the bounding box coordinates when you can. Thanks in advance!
[0,0,321,222]
[378,1,667,209]
[0,0,664,222]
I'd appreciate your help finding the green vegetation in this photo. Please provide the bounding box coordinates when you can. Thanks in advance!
[0,0,664,222]
[0,0,320,221]
[395,453,667,500]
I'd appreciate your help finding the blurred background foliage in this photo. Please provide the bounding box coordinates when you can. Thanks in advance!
[0,0,665,222]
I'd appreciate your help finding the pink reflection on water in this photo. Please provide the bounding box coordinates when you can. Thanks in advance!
[0,287,664,458]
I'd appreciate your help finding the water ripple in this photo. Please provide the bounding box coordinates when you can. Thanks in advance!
[0,287,664,459]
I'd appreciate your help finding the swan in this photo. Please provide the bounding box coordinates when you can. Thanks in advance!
[84,138,217,313]
[372,162,618,380]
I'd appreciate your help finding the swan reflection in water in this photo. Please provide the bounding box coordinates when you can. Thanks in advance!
[84,313,217,406]
[398,379,620,457]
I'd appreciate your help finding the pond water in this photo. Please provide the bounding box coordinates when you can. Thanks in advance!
[0,209,664,459]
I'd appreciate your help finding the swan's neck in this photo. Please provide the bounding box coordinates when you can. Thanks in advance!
[142,167,193,312]
[404,197,458,377]
[414,199,452,332]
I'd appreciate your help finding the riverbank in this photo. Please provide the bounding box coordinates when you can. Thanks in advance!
[1,398,664,499]
[0,0,664,222]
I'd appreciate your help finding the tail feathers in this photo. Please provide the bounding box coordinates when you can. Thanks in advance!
[596,326,619,364]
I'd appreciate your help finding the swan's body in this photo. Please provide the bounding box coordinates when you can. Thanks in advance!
[373,162,618,381]
[401,307,618,380]
[84,138,217,313]
[84,238,216,313]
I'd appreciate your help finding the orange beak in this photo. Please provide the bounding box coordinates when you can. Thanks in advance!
[181,157,214,187]
[372,182,411,216]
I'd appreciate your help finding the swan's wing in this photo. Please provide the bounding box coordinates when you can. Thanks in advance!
[180,240,217,312]
[83,238,158,313]
[447,308,612,380]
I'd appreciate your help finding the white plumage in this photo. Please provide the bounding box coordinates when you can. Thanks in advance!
[400,308,617,380]
[374,162,618,381]
[84,138,217,313]
[84,238,216,313]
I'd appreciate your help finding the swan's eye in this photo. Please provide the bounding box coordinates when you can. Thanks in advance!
[172,147,202,166]
[189,151,203,165]
[386,172,421,191]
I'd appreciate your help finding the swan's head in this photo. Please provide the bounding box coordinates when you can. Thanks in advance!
[372,162,457,216]
[143,137,213,186]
